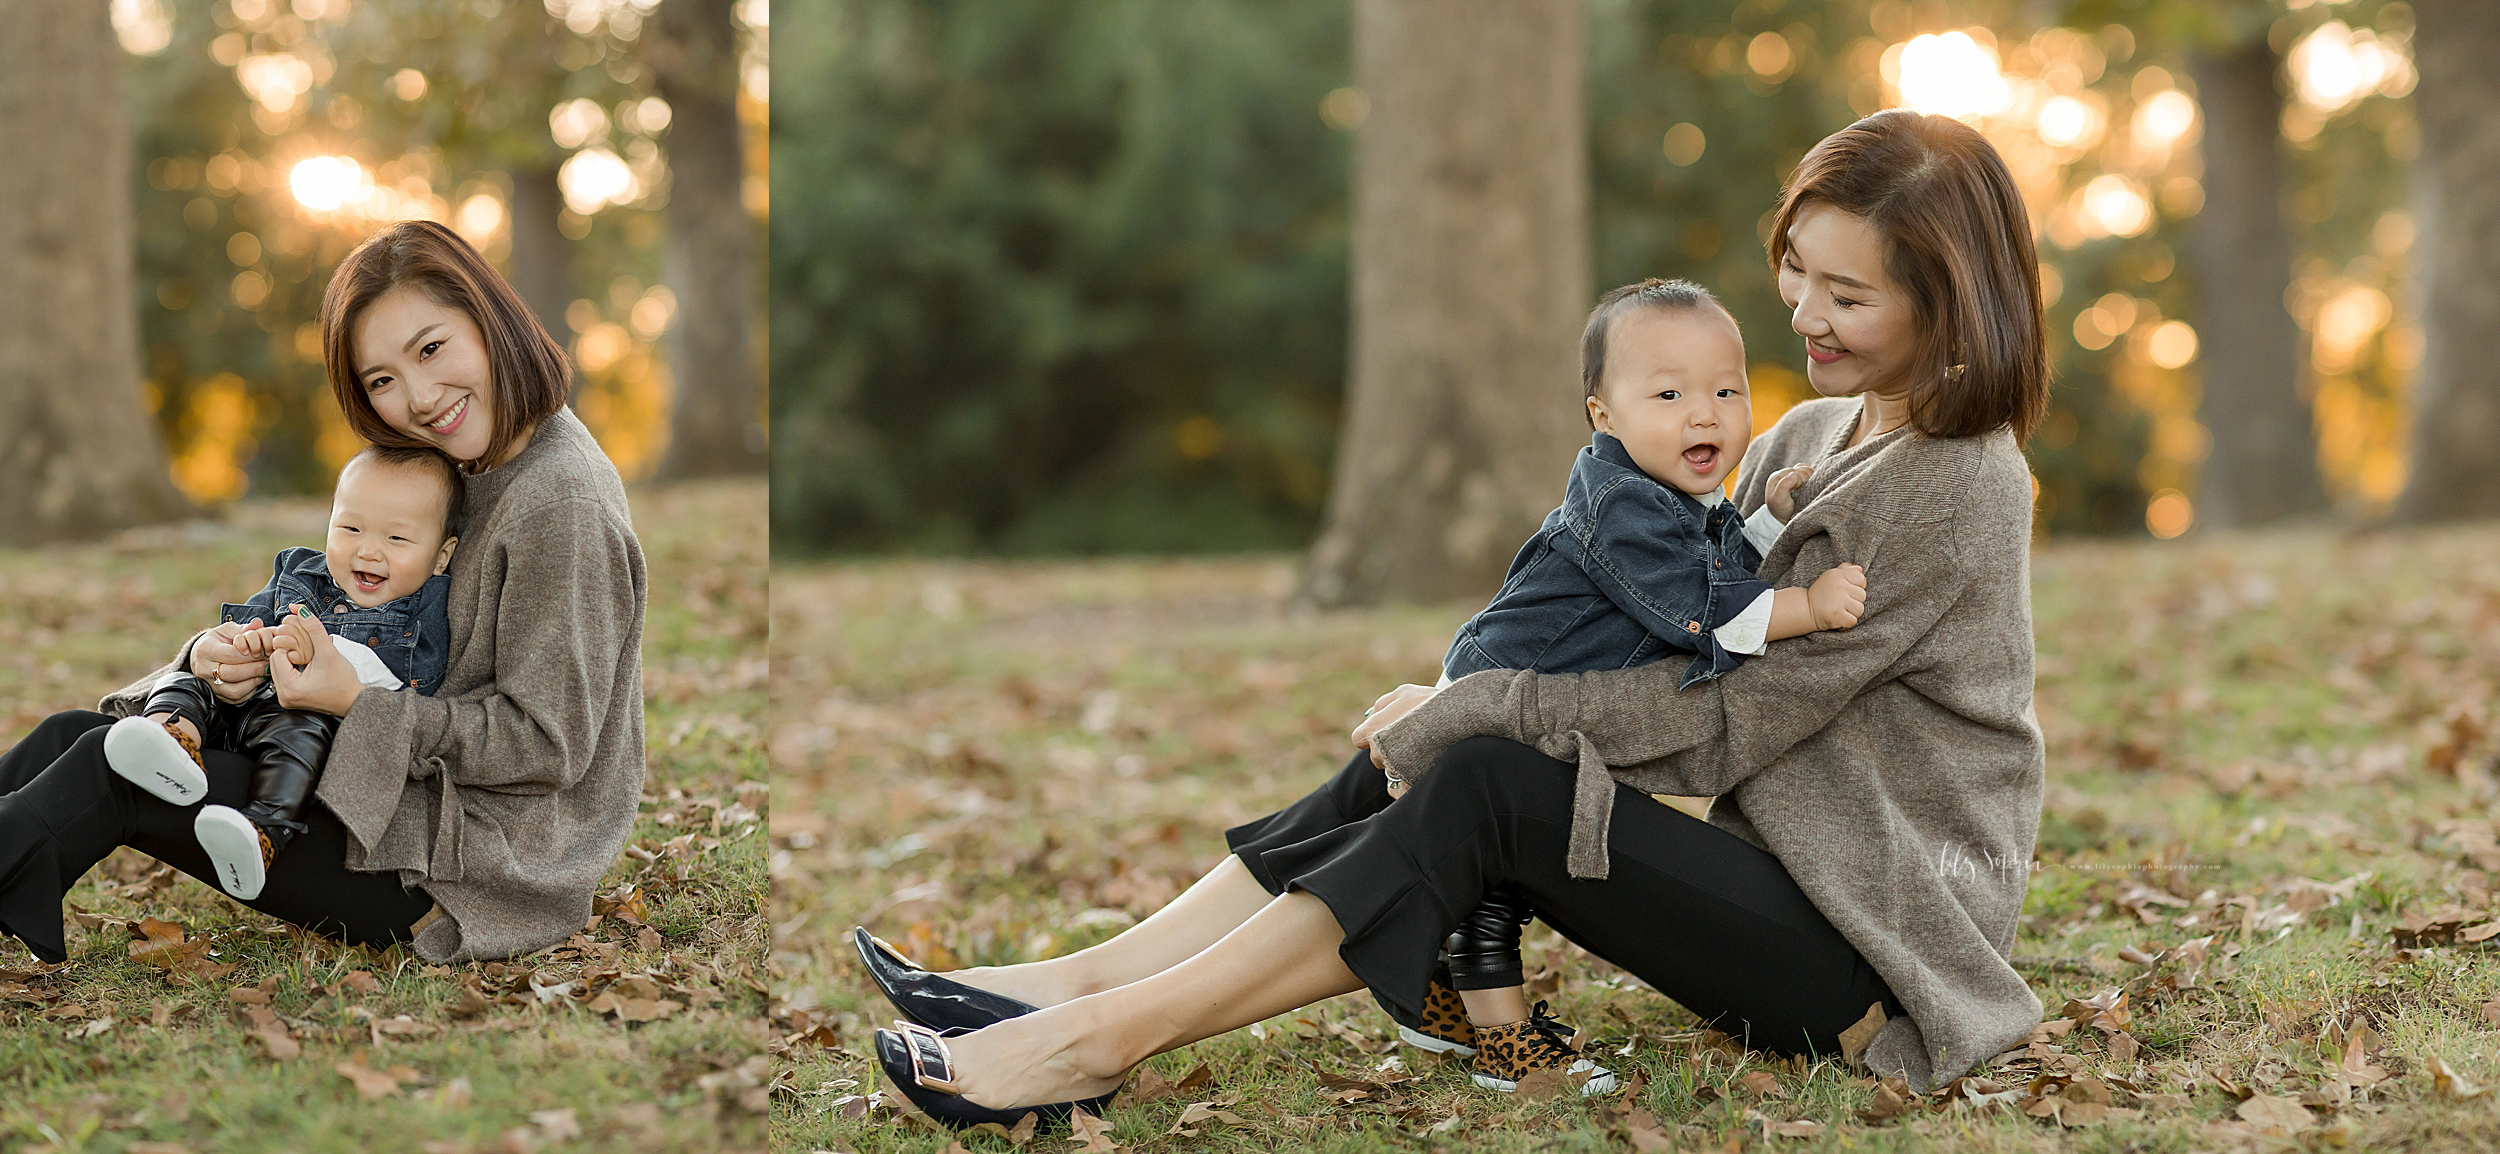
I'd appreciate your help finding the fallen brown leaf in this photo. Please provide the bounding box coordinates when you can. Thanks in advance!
[2236,1092,2315,1134]
[1736,1068,1786,1098]
[1165,1100,1246,1136]
[1859,1077,1916,1123]
[2429,1054,2489,1098]
[1068,1106,1124,1153]
[335,1058,404,1100]
[1838,1000,1886,1065]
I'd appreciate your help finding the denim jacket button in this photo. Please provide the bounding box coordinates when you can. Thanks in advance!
[367,636,381,647]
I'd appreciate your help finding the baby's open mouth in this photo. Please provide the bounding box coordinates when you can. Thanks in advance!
[1683,444,1721,474]
[352,568,389,594]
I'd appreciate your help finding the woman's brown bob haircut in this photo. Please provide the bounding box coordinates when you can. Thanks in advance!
[319,220,571,470]
[1768,110,2049,442]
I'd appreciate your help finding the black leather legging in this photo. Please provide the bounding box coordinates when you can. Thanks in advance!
[1227,738,1900,1056]
[0,710,430,963]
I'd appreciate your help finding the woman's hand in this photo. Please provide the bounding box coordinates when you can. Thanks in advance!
[189,620,272,703]
[264,607,365,716]
[1352,683,1442,784]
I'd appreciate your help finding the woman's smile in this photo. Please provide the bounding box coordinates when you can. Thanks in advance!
[423,395,470,435]
[1805,340,1848,364]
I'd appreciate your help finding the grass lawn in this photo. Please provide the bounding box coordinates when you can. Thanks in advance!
[774,526,2500,1152]
[0,479,769,1154]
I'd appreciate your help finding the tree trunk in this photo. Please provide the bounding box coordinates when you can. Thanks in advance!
[1301,0,1588,606]
[505,163,575,368]
[2188,38,2327,528]
[0,0,186,544]
[2394,1,2500,522]
[650,0,765,478]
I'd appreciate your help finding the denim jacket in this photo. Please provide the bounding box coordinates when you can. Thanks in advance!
[220,546,453,696]
[1443,433,1774,690]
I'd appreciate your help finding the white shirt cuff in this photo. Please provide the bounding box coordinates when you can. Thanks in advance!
[1742,505,1787,558]
[1713,589,1778,656]
[329,634,406,692]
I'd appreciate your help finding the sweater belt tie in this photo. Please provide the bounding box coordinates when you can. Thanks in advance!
[1559,730,1614,880]
[413,756,466,883]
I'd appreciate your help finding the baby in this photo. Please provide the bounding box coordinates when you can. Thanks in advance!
[103,445,459,902]
[1407,279,1866,1095]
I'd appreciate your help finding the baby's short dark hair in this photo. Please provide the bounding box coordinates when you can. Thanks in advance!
[1580,278,1734,427]
[347,445,466,540]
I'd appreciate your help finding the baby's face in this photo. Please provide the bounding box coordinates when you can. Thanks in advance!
[323,458,457,608]
[1586,305,1753,496]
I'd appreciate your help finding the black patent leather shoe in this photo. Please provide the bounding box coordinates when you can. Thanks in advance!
[875,1021,1119,1132]
[854,926,1041,1031]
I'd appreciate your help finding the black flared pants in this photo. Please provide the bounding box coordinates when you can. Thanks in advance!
[1228,738,1899,1057]
[0,710,431,963]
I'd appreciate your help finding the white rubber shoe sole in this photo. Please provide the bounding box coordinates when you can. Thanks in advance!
[1397,1024,1477,1057]
[104,716,207,805]
[1472,1058,1621,1096]
[195,805,268,901]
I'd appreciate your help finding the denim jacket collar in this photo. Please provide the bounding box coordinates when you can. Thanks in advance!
[278,548,445,621]
[1574,433,1734,528]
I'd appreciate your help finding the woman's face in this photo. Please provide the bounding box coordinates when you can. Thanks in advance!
[1777,201,1919,401]
[351,287,498,464]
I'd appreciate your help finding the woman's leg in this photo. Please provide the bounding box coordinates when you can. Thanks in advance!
[1333,737,1896,1053]
[915,738,1893,1111]
[0,713,431,962]
[0,711,114,794]
[938,750,1390,1007]
[930,888,1365,1110]
[945,856,1274,1007]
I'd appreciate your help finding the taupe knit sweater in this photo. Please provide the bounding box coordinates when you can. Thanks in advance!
[106,408,647,962]
[1373,397,2044,1091]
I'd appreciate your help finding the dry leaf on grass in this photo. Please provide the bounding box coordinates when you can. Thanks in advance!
[1859,1077,1917,1123]
[245,1005,299,1061]
[1510,1067,1566,1101]
[127,918,233,982]
[1837,1001,1886,1064]
[2339,1024,2390,1085]
[2428,1054,2488,1098]
[1121,1064,1172,1104]
[965,1112,1038,1146]
[1165,1100,1246,1137]
[1736,1068,1785,1098]
[1068,1106,1124,1153]
[2236,1092,2315,1134]
[335,1058,408,1100]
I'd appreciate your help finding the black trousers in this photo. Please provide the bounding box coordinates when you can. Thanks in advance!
[1228,738,1899,1057]
[0,710,431,963]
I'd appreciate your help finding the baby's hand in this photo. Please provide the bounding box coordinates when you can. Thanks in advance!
[1765,465,1814,521]
[229,619,270,659]
[265,605,325,670]
[1808,563,1866,630]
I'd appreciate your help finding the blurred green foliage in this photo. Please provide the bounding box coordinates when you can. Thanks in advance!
[771,0,1352,554]
[773,0,2417,553]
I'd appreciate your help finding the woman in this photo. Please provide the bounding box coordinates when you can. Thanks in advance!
[0,221,646,964]
[858,109,2049,1124]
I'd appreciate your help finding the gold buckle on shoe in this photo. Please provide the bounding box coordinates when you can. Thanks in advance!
[894,1020,956,1088]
